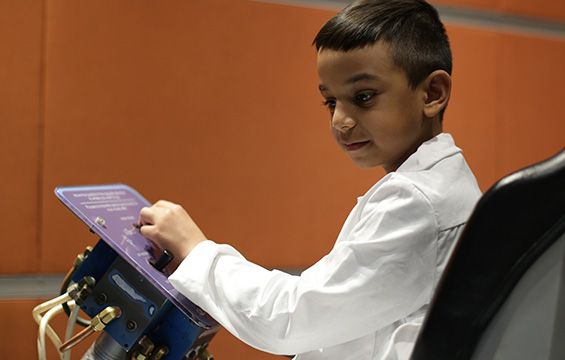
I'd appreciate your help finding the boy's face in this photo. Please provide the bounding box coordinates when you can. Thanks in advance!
[317,41,438,172]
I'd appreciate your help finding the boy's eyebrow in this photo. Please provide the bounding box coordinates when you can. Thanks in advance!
[347,73,380,84]
[318,73,380,91]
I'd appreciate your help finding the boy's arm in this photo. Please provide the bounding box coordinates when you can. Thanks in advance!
[168,177,439,355]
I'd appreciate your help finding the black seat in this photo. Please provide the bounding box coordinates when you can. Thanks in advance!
[410,149,565,360]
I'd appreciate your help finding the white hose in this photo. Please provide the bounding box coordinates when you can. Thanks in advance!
[33,293,72,321]
[38,304,65,360]
[62,301,80,360]
[33,293,73,351]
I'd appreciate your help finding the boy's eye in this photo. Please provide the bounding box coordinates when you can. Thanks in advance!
[322,99,336,110]
[356,93,375,103]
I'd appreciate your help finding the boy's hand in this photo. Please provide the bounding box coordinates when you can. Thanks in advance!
[138,200,207,266]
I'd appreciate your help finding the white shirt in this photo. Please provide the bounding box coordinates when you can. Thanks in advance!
[170,133,482,359]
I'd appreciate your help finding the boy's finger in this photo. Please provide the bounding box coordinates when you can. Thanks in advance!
[138,206,155,225]
[139,223,158,241]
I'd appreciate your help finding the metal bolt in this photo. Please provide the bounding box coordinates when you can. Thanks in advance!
[95,216,106,227]
[127,320,137,331]
[96,292,107,305]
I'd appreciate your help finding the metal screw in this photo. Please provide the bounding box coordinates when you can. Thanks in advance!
[95,216,106,227]
[96,292,107,305]
[127,320,137,331]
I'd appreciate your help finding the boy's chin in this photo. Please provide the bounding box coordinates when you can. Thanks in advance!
[349,157,380,170]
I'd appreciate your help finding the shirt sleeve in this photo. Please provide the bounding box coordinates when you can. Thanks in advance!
[169,176,439,355]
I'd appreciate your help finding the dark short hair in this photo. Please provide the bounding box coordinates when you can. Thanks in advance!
[313,0,452,90]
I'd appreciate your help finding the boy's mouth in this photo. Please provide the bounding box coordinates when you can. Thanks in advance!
[344,141,370,151]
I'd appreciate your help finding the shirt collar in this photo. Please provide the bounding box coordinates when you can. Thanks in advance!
[396,133,462,172]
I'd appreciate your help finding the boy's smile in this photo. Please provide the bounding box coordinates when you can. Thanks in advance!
[317,41,442,172]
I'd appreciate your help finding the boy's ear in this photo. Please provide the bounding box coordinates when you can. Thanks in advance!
[423,70,451,118]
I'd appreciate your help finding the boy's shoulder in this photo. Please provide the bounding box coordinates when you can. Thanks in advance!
[364,134,482,230]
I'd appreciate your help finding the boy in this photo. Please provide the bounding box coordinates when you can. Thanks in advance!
[139,0,482,358]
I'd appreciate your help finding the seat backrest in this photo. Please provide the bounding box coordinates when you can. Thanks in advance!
[409,149,565,360]
[471,231,565,360]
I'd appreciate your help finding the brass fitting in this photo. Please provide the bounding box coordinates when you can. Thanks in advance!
[91,306,122,331]
[197,349,213,360]
[149,346,169,360]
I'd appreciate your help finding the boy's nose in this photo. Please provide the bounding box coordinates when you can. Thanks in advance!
[331,106,356,132]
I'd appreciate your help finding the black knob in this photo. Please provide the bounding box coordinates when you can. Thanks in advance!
[151,250,174,272]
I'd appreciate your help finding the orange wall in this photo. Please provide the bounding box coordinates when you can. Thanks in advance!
[434,0,565,21]
[1,0,564,359]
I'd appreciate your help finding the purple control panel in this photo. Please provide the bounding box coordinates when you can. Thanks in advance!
[55,184,216,328]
